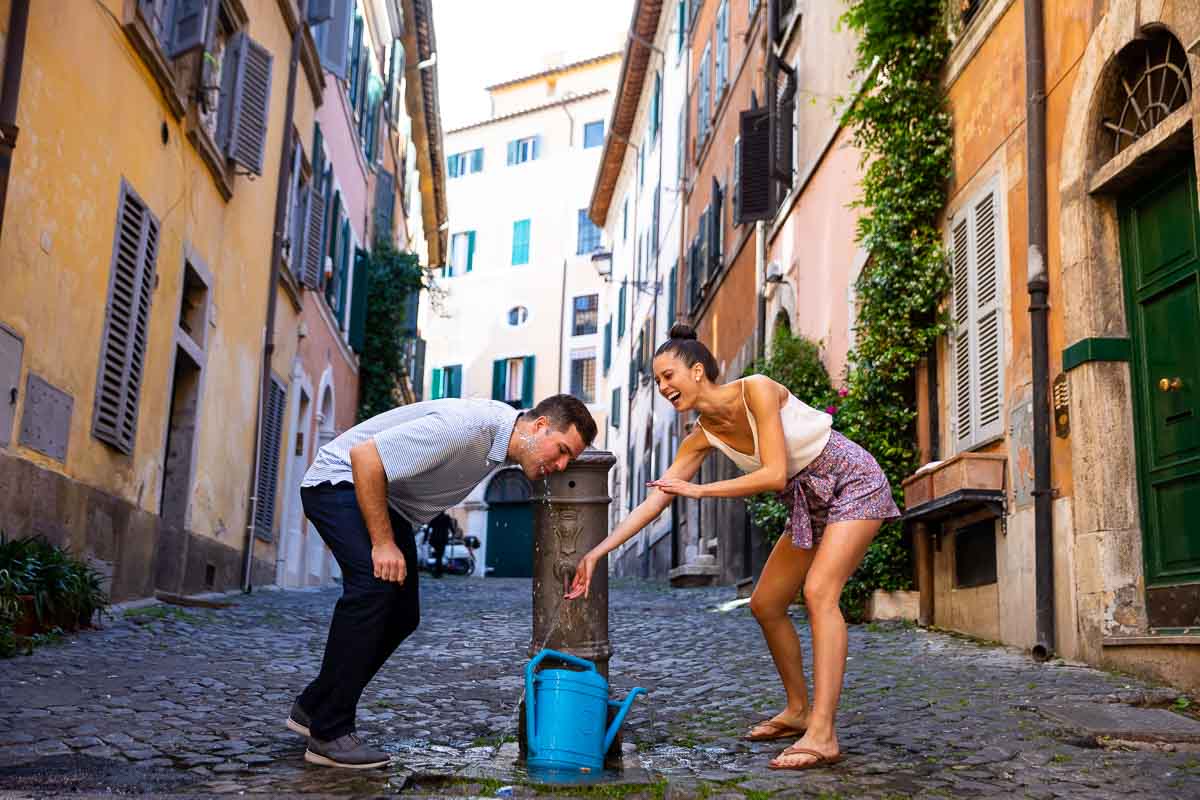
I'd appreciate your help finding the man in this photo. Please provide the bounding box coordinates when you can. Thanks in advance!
[288,394,596,769]
[426,511,454,578]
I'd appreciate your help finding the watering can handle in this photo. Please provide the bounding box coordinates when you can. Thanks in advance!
[603,687,646,755]
[524,649,598,758]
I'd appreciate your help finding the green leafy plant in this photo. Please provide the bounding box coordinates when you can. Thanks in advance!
[835,0,953,620]
[0,532,109,657]
[357,240,435,422]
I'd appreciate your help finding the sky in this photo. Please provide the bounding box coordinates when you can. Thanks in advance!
[432,0,634,130]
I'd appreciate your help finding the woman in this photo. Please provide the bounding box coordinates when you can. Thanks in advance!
[566,324,900,771]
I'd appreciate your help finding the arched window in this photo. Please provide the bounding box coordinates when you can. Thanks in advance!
[507,306,529,326]
[1100,29,1191,161]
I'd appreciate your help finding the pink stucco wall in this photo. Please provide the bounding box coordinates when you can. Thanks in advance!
[767,126,866,385]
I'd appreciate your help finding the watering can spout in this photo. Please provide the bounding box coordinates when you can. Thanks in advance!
[602,687,646,755]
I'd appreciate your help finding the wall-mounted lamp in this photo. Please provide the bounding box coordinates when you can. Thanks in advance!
[416,53,437,70]
[591,249,661,295]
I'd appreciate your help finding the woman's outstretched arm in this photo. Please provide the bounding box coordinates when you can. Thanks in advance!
[565,429,710,599]
[650,375,790,500]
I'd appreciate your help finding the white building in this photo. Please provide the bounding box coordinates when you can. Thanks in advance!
[587,5,700,581]
[420,53,621,577]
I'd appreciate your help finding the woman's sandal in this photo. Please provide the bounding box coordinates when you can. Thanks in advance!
[768,745,843,771]
[743,718,807,741]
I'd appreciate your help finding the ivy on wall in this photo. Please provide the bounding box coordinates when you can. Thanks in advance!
[835,0,954,618]
[357,241,431,423]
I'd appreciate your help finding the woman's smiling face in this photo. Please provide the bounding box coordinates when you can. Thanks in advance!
[653,352,703,412]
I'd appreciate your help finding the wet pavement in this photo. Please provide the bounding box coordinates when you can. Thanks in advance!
[1,576,1199,798]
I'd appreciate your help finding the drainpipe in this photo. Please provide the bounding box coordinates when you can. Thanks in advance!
[244,1,305,592]
[1024,0,1054,660]
[0,0,31,244]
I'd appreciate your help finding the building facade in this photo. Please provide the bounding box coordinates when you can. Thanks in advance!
[420,53,619,578]
[0,0,444,601]
[900,0,1200,692]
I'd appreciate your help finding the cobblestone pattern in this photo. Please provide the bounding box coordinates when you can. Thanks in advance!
[0,577,1198,798]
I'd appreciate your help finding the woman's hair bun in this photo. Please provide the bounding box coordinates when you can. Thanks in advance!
[668,323,698,341]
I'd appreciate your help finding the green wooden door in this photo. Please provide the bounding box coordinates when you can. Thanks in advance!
[485,502,533,578]
[1119,160,1200,624]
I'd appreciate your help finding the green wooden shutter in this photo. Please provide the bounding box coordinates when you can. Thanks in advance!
[348,247,369,352]
[506,141,517,165]
[617,284,626,338]
[337,219,351,326]
[466,230,475,271]
[447,365,462,398]
[431,367,444,399]
[611,387,620,428]
[603,319,612,373]
[521,356,535,409]
[492,359,506,400]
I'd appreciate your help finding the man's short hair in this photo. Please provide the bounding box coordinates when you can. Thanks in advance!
[529,394,598,446]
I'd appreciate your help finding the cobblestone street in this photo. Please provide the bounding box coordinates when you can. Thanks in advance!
[1,577,1198,799]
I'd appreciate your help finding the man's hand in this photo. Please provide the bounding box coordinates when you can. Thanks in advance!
[373,541,407,583]
[565,551,600,600]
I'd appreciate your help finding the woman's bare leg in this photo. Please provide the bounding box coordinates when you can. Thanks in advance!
[771,519,881,768]
[746,532,817,737]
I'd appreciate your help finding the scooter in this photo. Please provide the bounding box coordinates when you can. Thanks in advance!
[417,530,479,576]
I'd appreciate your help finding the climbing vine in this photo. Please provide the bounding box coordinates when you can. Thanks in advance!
[357,241,433,422]
[833,0,954,619]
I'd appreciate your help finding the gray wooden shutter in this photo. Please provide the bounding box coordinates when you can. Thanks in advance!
[218,32,273,175]
[302,182,325,288]
[412,338,426,400]
[950,215,973,449]
[253,377,286,541]
[316,0,352,79]
[307,0,335,24]
[165,0,208,58]
[401,288,419,336]
[973,190,1003,441]
[93,180,160,455]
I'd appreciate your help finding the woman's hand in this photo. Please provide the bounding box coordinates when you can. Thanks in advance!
[565,551,600,600]
[646,477,704,499]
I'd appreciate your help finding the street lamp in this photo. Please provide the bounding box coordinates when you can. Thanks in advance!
[590,249,661,296]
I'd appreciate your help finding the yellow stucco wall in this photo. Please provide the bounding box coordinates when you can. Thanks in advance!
[0,0,312,557]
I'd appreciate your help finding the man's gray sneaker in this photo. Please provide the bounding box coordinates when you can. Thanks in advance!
[286,701,311,737]
[304,733,390,769]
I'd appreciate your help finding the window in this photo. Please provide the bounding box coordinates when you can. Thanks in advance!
[949,184,1005,451]
[715,1,729,100]
[622,196,629,242]
[696,45,711,151]
[749,0,760,22]
[449,231,475,276]
[570,351,597,403]
[583,121,605,149]
[507,306,529,326]
[311,0,353,80]
[493,356,535,408]
[667,263,677,326]
[448,148,484,177]
[507,136,540,165]
[573,294,599,336]
[94,179,160,455]
[577,209,602,254]
[954,519,998,588]
[431,365,463,399]
[617,283,627,339]
[512,219,531,265]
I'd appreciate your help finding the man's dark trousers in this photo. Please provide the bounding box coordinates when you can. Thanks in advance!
[297,483,420,741]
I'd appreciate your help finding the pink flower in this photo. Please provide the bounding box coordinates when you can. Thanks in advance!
[837,387,849,398]
[825,405,838,415]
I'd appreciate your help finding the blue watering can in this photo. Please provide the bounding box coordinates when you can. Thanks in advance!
[524,649,646,771]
